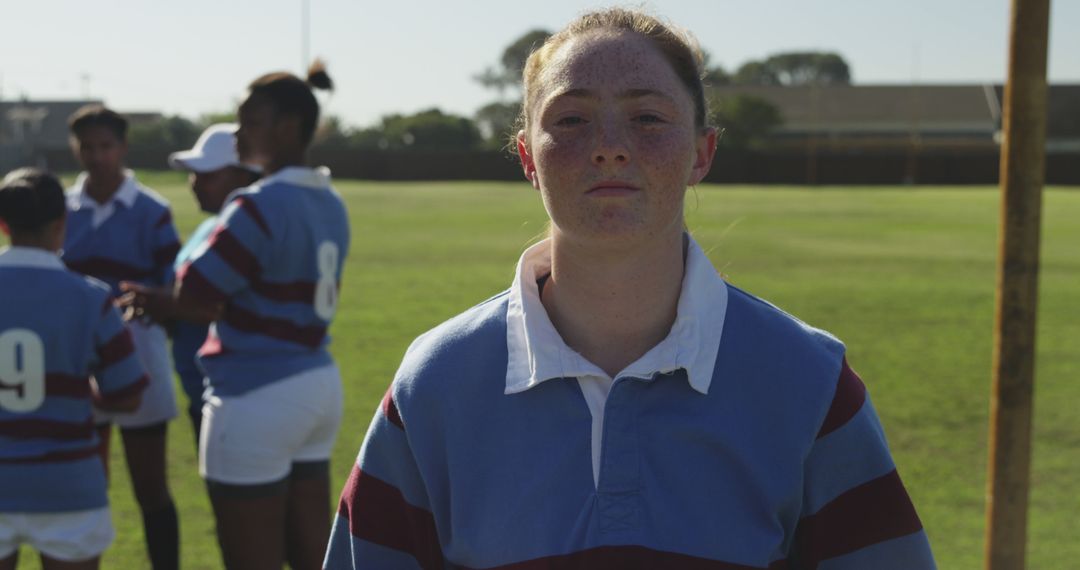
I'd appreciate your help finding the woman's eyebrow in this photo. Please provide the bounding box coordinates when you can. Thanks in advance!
[550,88,674,102]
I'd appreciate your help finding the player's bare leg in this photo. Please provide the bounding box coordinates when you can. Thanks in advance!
[120,424,177,570]
[40,555,99,570]
[209,484,287,568]
[285,462,332,570]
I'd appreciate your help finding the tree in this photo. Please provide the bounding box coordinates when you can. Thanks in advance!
[703,66,732,86]
[197,111,238,129]
[710,95,782,149]
[475,29,552,97]
[474,101,521,150]
[127,115,200,151]
[733,51,851,86]
[699,49,731,86]
[765,52,851,85]
[733,61,781,86]
[357,109,482,151]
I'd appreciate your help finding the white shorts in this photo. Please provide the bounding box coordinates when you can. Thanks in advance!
[0,507,113,562]
[199,363,343,485]
[94,320,178,428]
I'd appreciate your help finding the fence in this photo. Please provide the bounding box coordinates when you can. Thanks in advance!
[15,147,1080,185]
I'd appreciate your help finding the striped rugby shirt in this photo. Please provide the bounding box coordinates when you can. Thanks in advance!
[326,237,935,569]
[0,247,148,513]
[178,166,349,396]
[62,170,181,297]
[171,216,218,411]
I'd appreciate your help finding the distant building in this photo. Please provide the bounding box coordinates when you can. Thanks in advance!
[0,99,101,172]
[0,99,163,172]
[709,83,1080,154]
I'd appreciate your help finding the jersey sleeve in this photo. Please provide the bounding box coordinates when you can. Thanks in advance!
[788,359,936,569]
[325,386,445,570]
[151,208,182,286]
[177,194,272,306]
[91,297,149,405]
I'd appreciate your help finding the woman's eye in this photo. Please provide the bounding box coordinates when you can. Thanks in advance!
[555,116,587,126]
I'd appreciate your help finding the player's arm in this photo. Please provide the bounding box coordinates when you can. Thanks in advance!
[118,280,222,325]
[787,358,936,569]
[91,376,142,412]
[150,208,182,288]
[175,194,270,318]
[325,386,444,569]
[91,297,149,412]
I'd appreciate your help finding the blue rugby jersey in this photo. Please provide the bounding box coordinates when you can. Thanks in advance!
[171,216,218,411]
[327,265,935,568]
[179,167,349,396]
[0,247,148,513]
[62,171,181,296]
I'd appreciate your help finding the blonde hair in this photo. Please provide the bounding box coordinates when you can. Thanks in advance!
[517,7,708,142]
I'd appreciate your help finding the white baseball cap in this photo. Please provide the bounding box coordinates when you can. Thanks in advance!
[168,123,258,173]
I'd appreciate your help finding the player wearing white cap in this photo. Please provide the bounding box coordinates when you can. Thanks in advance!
[120,124,260,443]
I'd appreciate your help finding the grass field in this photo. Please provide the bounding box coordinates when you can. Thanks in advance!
[12,174,1079,569]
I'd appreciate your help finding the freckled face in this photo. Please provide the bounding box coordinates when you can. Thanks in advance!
[520,31,715,248]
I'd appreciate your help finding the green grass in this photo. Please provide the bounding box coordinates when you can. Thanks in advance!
[12,174,1079,569]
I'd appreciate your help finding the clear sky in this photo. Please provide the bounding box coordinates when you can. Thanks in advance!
[2,0,1077,128]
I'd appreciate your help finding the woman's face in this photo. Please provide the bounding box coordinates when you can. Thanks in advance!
[236,96,279,169]
[519,31,716,249]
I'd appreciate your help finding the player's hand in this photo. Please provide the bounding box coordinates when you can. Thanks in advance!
[118,281,176,324]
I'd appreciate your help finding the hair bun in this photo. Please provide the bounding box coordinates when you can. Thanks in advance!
[307,59,333,91]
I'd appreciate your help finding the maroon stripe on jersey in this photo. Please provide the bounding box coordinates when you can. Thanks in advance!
[251,279,316,303]
[816,358,867,439]
[154,210,173,228]
[462,547,787,570]
[236,196,271,237]
[65,257,152,282]
[0,445,99,464]
[341,466,443,570]
[208,228,261,281]
[98,374,149,404]
[178,264,228,306]
[153,242,181,267]
[97,329,135,368]
[793,469,922,569]
[45,373,92,399]
[0,418,95,440]
[381,388,404,429]
[223,305,327,349]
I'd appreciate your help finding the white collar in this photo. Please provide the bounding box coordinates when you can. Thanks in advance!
[505,235,729,396]
[258,166,332,190]
[0,246,66,270]
[67,169,140,211]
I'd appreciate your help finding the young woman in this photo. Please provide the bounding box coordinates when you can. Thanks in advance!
[326,8,936,570]
[174,62,349,570]
[119,123,261,444]
[0,169,147,570]
[62,106,179,570]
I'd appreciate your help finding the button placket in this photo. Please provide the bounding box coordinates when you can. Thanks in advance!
[596,378,642,534]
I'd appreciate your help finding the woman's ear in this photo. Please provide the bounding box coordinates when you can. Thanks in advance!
[516,130,540,190]
[688,127,718,186]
